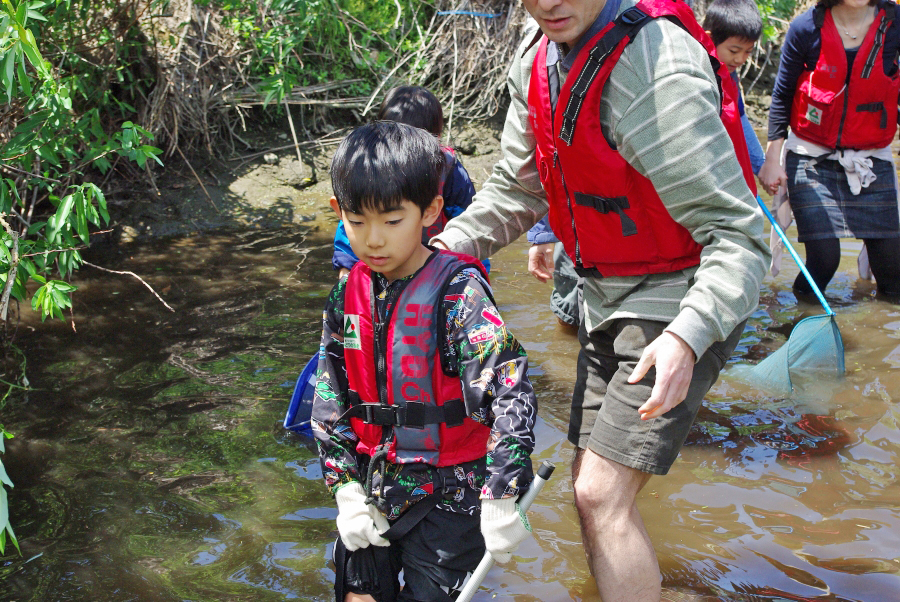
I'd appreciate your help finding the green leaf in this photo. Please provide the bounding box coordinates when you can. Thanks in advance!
[47,191,76,242]
[2,48,16,102]
[0,487,20,556]
[15,53,30,96]
[35,143,61,166]
[15,2,27,27]
[0,460,12,489]
[20,28,45,76]
[74,192,88,243]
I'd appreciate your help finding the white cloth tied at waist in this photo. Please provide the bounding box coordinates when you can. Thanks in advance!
[767,132,898,280]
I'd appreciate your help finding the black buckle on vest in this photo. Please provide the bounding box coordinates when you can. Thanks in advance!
[350,399,467,428]
[364,404,399,426]
[619,6,648,25]
[442,399,466,428]
[404,401,425,429]
[574,192,638,237]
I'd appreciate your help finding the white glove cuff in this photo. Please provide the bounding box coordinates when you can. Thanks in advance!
[334,482,367,508]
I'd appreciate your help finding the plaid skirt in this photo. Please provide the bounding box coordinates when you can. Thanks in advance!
[785,151,900,242]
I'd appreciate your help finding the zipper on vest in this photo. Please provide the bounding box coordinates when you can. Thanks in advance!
[835,52,857,148]
[554,149,583,267]
[373,319,394,447]
[374,321,388,406]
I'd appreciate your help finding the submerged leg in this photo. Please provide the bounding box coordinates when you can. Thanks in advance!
[572,448,658,602]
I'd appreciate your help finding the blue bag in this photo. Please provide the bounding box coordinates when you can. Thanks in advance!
[284,356,317,436]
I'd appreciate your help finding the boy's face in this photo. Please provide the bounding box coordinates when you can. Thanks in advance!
[330,196,443,282]
[714,36,756,73]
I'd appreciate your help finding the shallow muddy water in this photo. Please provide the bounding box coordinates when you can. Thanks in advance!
[1,198,899,601]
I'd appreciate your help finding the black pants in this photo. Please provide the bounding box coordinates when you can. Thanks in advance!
[334,506,485,602]
[794,237,900,298]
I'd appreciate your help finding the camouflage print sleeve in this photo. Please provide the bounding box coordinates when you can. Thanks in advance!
[310,277,364,495]
[442,267,537,500]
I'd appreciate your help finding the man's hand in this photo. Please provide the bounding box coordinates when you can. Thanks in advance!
[629,331,696,420]
[431,239,449,250]
[527,243,555,282]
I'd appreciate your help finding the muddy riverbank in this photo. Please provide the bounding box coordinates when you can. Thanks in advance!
[103,115,507,244]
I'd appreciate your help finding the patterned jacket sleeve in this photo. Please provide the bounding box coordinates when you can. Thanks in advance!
[442,267,537,499]
[311,278,364,495]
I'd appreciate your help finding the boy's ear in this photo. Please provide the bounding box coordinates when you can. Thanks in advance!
[329,196,343,219]
[421,195,444,227]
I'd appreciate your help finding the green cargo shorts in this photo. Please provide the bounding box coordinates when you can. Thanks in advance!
[568,317,745,475]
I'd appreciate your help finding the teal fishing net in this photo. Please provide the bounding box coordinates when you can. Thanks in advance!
[736,313,845,396]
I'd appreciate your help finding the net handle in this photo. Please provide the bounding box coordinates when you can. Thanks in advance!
[757,196,834,316]
[456,461,556,602]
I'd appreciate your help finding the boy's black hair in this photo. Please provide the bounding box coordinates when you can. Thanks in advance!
[331,121,444,215]
[377,86,444,137]
[702,0,763,46]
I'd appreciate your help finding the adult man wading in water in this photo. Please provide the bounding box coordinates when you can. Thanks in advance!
[432,0,771,598]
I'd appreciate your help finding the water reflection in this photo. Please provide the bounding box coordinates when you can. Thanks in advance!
[0,215,899,600]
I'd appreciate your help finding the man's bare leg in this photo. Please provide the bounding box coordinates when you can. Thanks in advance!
[572,447,659,601]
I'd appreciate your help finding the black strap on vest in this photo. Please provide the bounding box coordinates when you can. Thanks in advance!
[344,395,467,429]
[379,491,441,540]
[575,192,638,236]
[559,6,652,145]
[857,101,888,128]
[862,4,894,78]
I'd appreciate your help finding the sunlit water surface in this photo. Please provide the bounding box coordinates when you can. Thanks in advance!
[1,203,898,601]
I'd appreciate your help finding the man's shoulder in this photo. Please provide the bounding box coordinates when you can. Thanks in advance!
[613,2,716,85]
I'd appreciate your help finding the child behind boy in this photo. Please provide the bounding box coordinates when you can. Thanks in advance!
[332,85,481,278]
[313,121,536,602]
[703,0,766,176]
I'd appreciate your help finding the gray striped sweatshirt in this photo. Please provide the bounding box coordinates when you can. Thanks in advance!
[432,0,771,359]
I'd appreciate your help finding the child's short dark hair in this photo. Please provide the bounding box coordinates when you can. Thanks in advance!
[377,86,444,137]
[331,121,444,215]
[702,0,763,46]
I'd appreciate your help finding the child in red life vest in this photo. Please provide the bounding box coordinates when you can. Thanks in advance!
[312,121,537,602]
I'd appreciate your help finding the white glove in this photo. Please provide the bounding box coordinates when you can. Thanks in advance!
[334,482,390,551]
[480,497,532,563]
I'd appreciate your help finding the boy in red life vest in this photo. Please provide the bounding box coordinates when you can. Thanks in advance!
[311,121,537,602]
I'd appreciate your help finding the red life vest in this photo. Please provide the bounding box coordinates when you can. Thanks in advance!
[343,250,491,466]
[790,3,899,150]
[528,0,756,277]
